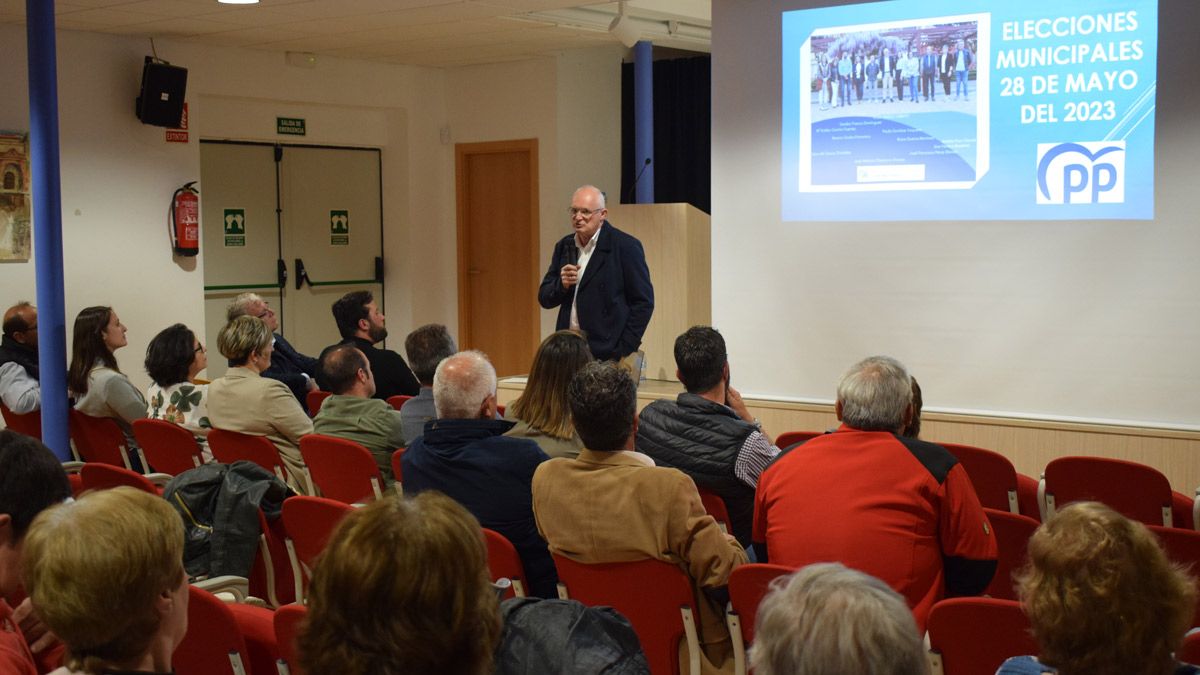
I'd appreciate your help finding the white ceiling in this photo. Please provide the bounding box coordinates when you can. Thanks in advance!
[0,0,711,67]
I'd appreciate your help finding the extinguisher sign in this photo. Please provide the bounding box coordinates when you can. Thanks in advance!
[224,209,246,247]
[166,103,189,143]
[330,210,350,246]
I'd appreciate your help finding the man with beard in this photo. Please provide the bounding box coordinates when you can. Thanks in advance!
[327,290,420,399]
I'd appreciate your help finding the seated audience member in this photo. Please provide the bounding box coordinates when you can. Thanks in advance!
[300,492,648,675]
[144,323,212,460]
[753,355,996,633]
[751,563,929,675]
[0,302,40,414]
[226,293,319,403]
[533,362,747,672]
[24,487,188,675]
[68,307,147,464]
[637,326,778,547]
[998,502,1199,675]
[401,351,555,597]
[207,315,313,493]
[0,431,73,674]
[400,323,457,445]
[328,290,419,399]
[312,344,404,484]
[504,330,592,459]
[901,376,922,438]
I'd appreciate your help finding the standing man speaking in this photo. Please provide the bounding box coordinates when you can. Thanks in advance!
[538,185,653,375]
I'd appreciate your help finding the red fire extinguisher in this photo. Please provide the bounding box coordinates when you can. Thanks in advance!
[169,182,200,257]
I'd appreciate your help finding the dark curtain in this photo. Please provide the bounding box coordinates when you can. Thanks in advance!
[620,54,711,214]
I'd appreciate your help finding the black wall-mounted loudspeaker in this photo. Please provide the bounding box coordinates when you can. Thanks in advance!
[135,56,187,127]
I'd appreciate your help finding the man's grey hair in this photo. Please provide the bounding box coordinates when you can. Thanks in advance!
[433,350,497,419]
[226,292,264,322]
[574,184,606,209]
[750,563,930,675]
[836,355,913,432]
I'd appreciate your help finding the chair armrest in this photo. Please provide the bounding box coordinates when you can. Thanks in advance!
[62,461,84,474]
[147,472,173,488]
[193,575,250,603]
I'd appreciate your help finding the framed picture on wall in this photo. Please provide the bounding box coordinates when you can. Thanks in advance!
[0,131,31,262]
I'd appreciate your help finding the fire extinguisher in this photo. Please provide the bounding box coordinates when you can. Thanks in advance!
[169,181,200,257]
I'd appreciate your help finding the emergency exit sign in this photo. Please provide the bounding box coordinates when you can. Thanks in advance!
[277,117,306,136]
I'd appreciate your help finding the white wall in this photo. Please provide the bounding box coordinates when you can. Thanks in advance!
[0,25,623,402]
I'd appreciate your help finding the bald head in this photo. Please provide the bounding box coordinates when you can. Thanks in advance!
[2,302,37,347]
[433,351,497,420]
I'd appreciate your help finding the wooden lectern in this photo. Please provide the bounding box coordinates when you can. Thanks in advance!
[605,203,711,383]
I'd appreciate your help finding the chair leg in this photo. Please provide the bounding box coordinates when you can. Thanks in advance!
[727,607,746,675]
[259,535,280,608]
[284,538,305,604]
[1037,475,1048,522]
[1193,488,1200,530]
[927,651,945,675]
[680,606,702,675]
[556,582,569,600]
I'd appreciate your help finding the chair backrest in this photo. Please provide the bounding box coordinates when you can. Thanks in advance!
[774,430,820,450]
[982,508,1040,601]
[274,603,308,675]
[390,447,405,486]
[175,585,252,675]
[483,528,528,598]
[727,563,794,644]
[69,409,133,470]
[209,429,289,483]
[1148,525,1200,628]
[1043,456,1173,526]
[132,418,205,476]
[282,496,353,603]
[695,487,732,534]
[0,402,41,439]
[1179,629,1200,666]
[300,434,384,504]
[553,554,701,675]
[496,403,506,417]
[939,442,1020,514]
[306,390,332,417]
[80,462,159,494]
[927,597,1038,675]
[386,394,412,411]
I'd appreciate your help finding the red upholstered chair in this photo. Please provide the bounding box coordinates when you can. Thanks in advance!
[1172,490,1197,530]
[553,554,702,675]
[300,434,385,504]
[306,390,332,417]
[1016,473,1042,521]
[774,430,820,450]
[1148,525,1200,628]
[0,402,41,439]
[275,603,308,675]
[132,418,205,476]
[939,442,1022,514]
[69,409,141,471]
[695,487,732,535]
[484,528,528,599]
[282,496,353,603]
[1179,630,1200,666]
[1041,456,1174,526]
[228,602,279,675]
[927,598,1038,675]
[209,428,294,486]
[175,586,254,675]
[982,508,1039,601]
[390,447,405,487]
[79,462,166,495]
[386,394,412,412]
[250,509,297,609]
[726,563,794,675]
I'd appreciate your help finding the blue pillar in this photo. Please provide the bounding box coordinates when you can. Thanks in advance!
[26,0,71,460]
[633,40,654,204]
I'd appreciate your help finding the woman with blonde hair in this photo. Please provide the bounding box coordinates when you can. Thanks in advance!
[998,501,1198,675]
[23,487,189,675]
[504,330,592,459]
[206,315,312,492]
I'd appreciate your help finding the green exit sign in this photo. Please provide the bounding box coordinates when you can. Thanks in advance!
[277,117,306,136]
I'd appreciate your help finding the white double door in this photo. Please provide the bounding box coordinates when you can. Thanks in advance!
[200,141,383,378]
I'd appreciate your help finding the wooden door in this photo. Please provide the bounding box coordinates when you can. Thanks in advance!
[456,140,539,377]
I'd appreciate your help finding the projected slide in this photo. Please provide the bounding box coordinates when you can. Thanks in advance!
[781,0,1157,221]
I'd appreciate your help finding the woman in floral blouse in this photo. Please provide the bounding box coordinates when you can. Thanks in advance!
[144,323,212,460]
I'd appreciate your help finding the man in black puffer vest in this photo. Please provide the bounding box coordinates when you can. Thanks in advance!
[0,302,40,414]
[636,326,779,548]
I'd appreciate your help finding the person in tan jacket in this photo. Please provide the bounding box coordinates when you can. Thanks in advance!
[207,316,313,493]
[532,362,746,674]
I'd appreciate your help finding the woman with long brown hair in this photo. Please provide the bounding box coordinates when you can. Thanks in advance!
[504,330,592,459]
[69,306,147,460]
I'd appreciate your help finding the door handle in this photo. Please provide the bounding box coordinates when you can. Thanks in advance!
[276,259,288,288]
[468,268,482,275]
[294,258,309,290]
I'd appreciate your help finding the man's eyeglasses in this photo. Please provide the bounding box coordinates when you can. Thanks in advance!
[567,207,603,218]
[194,344,206,353]
[256,307,275,319]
